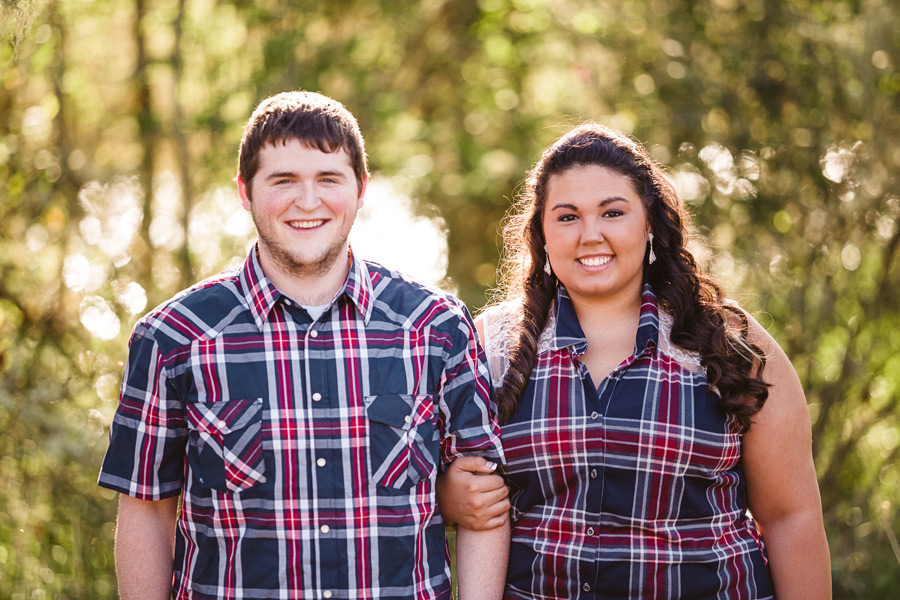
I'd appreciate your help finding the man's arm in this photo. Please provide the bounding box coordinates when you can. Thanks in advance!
[115,494,179,600]
[435,305,509,598]
[436,314,511,531]
[456,520,510,600]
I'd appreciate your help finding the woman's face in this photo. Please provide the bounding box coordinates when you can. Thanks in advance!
[541,165,649,305]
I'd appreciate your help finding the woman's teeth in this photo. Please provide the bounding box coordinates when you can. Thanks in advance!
[578,256,611,267]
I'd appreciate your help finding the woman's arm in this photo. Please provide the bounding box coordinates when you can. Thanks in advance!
[742,315,831,599]
[456,520,510,600]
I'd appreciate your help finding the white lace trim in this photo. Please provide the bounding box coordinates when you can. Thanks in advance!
[657,311,704,373]
[481,300,706,388]
[481,300,555,388]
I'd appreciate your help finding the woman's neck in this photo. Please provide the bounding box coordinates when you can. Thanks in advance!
[567,284,644,337]
[567,285,644,383]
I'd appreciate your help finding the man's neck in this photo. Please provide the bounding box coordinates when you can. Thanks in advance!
[258,248,352,306]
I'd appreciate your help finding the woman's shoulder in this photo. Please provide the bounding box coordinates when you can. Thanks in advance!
[476,300,521,389]
[477,296,557,386]
[660,298,784,372]
[478,299,523,356]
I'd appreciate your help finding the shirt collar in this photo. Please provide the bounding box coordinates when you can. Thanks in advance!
[239,244,375,330]
[551,283,660,358]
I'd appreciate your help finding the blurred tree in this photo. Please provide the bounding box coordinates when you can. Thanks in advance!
[0,0,898,597]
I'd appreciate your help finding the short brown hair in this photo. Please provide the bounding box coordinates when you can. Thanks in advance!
[237,91,369,195]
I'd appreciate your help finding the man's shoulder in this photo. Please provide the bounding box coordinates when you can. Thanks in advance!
[363,260,470,328]
[133,266,246,345]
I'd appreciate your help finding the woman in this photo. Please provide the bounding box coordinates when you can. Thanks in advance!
[438,123,830,599]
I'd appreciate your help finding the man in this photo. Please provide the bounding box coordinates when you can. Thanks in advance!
[99,91,508,600]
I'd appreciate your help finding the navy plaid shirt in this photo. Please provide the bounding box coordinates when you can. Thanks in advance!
[99,246,504,600]
[485,285,774,600]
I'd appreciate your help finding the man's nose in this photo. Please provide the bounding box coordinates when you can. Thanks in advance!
[292,183,320,210]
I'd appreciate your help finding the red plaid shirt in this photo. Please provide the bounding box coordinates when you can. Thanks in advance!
[99,246,504,599]
[485,285,774,600]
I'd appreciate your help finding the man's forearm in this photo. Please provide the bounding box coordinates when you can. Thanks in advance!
[115,495,178,600]
[456,520,510,600]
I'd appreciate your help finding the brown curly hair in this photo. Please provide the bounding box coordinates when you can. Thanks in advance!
[493,122,768,429]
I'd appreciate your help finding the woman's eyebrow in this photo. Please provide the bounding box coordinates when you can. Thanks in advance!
[548,197,630,211]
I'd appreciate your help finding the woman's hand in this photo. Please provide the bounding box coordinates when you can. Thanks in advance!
[436,456,510,531]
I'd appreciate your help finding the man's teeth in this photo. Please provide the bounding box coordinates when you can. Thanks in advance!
[289,220,325,229]
[578,256,611,267]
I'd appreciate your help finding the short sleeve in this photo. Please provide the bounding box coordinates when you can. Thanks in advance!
[435,304,505,469]
[97,323,188,499]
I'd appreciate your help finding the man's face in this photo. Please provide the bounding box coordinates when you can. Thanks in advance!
[239,139,365,284]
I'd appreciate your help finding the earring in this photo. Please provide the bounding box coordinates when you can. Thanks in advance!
[543,244,552,275]
[648,232,657,265]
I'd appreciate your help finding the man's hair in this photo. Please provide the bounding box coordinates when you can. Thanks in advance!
[237,91,369,195]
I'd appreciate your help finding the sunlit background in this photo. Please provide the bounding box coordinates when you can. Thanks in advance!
[1,0,899,597]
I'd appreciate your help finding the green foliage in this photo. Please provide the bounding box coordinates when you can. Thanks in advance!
[1,0,899,597]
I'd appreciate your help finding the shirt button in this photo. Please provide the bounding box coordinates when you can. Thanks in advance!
[583,583,591,592]
[590,469,598,479]
[216,420,227,430]
[310,330,318,338]
[590,411,599,420]
[323,592,332,599]
[316,458,326,467]
[320,525,330,534]
[587,527,595,536]
[403,415,411,424]
[312,392,322,401]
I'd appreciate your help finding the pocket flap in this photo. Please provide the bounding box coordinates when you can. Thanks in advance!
[187,398,264,435]
[365,395,417,430]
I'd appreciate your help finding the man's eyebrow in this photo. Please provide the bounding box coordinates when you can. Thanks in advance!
[264,169,349,179]
[265,171,298,179]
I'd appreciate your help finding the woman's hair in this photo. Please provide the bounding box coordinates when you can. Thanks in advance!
[493,122,768,429]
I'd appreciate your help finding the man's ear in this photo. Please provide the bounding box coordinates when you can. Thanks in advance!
[237,176,252,211]
[357,174,368,210]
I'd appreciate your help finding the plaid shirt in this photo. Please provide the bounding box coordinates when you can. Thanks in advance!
[99,246,504,600]
[489,285,774,600]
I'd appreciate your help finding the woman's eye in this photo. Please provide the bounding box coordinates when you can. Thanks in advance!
[604,209,624,218]
[559,214,576,222]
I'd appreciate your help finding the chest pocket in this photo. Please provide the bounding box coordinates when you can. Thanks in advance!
[185,398,266,493]
[366,394,439,490]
